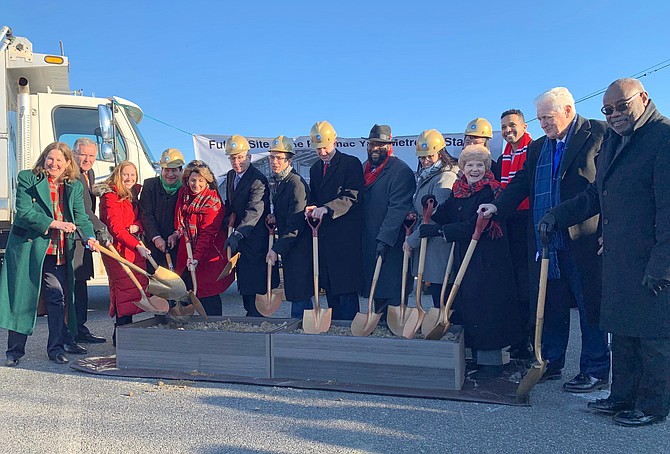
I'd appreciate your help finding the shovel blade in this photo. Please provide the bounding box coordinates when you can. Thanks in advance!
[401,309,426,339]
[421,307,441,336]
[387,305,416,337]
[517,360,548,400]
[424,321,451,340]
[187,291,209,320]
[218,253,240,280]
[133,296,156,313]
[302,307,332,334]
[167,301,195,321]
[255,289,284,317]
[147,295,170,315]
[351,311,383,337]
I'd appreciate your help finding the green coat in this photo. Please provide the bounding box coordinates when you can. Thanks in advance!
[0,170,95,335]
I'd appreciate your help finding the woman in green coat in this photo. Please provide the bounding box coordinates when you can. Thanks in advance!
[0,142,96,367]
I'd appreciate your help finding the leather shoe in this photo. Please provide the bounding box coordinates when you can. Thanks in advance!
[538,368,562,383]
[50,354,69,365]
[64,343,87,355]
[75,332,106,344]
[563,372,609,393]
[614,410,667,427]
[587,398,634,415]
[5,357,19,367]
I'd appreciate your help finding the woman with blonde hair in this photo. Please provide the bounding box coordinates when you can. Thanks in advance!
[96,161,150,342]
[168,160,234,315]
[0,142,97,366]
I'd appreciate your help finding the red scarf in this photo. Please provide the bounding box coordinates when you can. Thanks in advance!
[500,132,532,210]
[363,146,394,188]
[452,171,503,239]
[176,186,222,244]
[46,177,66,265]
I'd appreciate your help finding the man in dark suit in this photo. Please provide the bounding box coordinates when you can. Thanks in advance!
[71,138,109,344]
[544,78,670,427]
[479,87,611,392]
[305,121,364,320]
[223,135,273,317]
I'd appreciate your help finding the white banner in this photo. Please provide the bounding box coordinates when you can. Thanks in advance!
[193,132,504,184]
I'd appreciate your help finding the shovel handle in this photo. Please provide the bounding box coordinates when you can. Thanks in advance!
[307,214,322,237]
[109,244,149,300]
[139,241,160,270]
[265,214,276,234]
[422,198,435,224]
[472,211,490,241]
[185,238,197,296]
[97,244,151,278]
[438,242,456,310]
[403,212,417,236]
[165,251,174,271]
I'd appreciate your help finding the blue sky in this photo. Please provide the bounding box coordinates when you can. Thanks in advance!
[5,1,670,163]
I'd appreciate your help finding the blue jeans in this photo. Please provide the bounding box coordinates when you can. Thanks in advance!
[542,251,610,378]
[290,299,313,319]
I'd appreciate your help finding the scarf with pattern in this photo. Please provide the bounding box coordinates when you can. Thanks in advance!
[452,171,503,239]
[176,185,222,245]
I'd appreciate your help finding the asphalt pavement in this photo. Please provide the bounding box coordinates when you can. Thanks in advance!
[0,283,667,453]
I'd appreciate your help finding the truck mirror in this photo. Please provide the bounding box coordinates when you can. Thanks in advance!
[97,104,113,141]
[101,143,114,161]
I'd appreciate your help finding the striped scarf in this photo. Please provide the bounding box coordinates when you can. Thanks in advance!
[452,171,503,239]
[500,132,532,210]
[46,177,66,265]
[176,186,222,245]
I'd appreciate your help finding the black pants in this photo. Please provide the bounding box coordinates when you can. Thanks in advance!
[74,279,91,336]
[243,294,262,317]
[200,294,223,316]
[611,334,670,416]
[325,292,359,321]
[373,297,400,323]
[6,256,67,360]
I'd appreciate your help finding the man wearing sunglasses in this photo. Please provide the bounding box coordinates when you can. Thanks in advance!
[542,78,670,427]
[479,87,610,393]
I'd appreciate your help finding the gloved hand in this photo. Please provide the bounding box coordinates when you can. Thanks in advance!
[376,241,390,262]
[538,212,557,242]
[224,231,243,255]
[95,227,113,246]
[421,194,437,209]
[419,224,442,238]
[642,274,670,296]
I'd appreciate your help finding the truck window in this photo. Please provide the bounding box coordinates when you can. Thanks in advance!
[53,106,127,161]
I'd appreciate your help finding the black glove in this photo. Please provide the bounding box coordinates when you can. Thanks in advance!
[95,227,113,246]
[642,274,670,296]
[421,194,437,209]
[224,231,243,255]
[537,213,557,242]
[376,241,390,262]
[419,224,442,238]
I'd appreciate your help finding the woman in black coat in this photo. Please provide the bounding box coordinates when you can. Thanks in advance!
[420,145,521,378]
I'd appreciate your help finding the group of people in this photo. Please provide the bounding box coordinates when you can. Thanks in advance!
[0,77,667,428]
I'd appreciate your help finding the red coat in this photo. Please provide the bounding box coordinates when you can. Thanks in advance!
[174,187,234,298]
[98,184,147,318]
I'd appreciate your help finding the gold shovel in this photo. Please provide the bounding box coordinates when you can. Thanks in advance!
[255,216,285,317]
[177,236,209,320]
[302,215,332,334]
[218,213,240,280]
[351,255,383,336]
[387,214,418,337]
[421,242,455,336]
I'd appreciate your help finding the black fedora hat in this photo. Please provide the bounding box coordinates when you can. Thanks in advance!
[362,124,393,143]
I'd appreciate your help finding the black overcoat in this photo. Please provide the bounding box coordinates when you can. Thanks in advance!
[309,150,364,294]
[139,176,180,268]
[271,169,313,302]
[361,156,415,299]
[552,103,670,337]
[433,185,521,350]
[493,115,607,325]
[73,169,106,281]
[225,165,272,295]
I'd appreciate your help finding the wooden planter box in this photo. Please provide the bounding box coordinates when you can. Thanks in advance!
[271,322,465,391]
[116,316,293,378]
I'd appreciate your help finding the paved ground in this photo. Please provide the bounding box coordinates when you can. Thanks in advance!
[0,283,667,453]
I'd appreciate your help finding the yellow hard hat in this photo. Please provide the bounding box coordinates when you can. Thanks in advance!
[269,135,295,155]
[159,148,185,168]
[415,129,446,156]
[310,121,337,148]
[225,134,251,156]
[464,118,493,139]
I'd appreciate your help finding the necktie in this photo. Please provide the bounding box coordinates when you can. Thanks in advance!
[553,141,565,175]
[234,174,241,190]
[322,161,329,177]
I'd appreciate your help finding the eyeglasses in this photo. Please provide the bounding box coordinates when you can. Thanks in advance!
[268,155,288,162]
[418,155,438,161]
[601,92,641,116]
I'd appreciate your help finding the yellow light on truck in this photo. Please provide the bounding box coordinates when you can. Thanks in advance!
[44,55,64,64]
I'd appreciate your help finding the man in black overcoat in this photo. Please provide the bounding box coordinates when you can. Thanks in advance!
[360,125,415,318]
[305,121,364,320]
[223,135,272,317]
[544,78,670,427]
[479,87,611,392]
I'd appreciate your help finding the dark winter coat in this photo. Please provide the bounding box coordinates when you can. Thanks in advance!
[493,115,607,325]
[309,150,365,295]
[361,156,415,299]
[271,169,312,302]
[552,102,670,337]
[139,176,180,268]
[0,171,94,335]
[173,187,234,299]
[73,168,106,281]
[433,184,521,350]
[225,165,272,296]
[98,183,146,318]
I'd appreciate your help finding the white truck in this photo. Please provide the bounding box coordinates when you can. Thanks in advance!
[0,25,158,258]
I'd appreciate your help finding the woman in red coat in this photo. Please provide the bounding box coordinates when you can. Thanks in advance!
[168,161,233,315]
[96,161,151,340]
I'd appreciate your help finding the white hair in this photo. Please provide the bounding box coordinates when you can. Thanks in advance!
[73,137,97,154]
[534,87,575,113]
